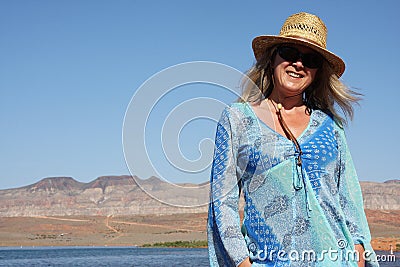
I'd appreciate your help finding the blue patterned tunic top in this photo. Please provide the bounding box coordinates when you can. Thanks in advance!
[207,103,378,267]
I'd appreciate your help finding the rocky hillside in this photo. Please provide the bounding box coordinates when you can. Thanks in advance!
[0,176,209,217]
[360,180,400,210]
[0,176,398,216]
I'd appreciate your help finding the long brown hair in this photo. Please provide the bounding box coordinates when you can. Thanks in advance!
[239,45,361,126]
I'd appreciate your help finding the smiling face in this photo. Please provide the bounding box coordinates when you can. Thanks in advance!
[272,44,319,98]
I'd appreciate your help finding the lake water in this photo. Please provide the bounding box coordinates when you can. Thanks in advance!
[0,247,397,266]
[0,247,209,267]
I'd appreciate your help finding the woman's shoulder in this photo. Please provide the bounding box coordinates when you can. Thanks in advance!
[312,109,346,137]
[313,109,341,126]
[217,102,258,128]
[221,102,254,117]
[228,101,250,110]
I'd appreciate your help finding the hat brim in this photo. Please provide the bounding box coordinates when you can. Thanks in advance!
[252,35,345,77]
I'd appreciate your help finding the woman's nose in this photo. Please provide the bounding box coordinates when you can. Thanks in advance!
[292,59,304,69]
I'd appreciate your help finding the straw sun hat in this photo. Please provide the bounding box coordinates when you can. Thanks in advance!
[252,12,345,77]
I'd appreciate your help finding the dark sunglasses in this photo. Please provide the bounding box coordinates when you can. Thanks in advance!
[277,46,324,69]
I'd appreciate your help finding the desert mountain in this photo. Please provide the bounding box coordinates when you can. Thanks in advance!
[0,175,208,217]
[0,176,398,216]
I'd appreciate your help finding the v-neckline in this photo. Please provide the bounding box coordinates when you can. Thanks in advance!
[248,103,313,143]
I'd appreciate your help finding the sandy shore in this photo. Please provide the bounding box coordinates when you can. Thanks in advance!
[0,213,207,247]
[0,210,398,251]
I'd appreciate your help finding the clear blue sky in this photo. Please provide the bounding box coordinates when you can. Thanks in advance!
[1,0,399,189]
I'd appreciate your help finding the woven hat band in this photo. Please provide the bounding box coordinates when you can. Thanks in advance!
[279,13,327,49]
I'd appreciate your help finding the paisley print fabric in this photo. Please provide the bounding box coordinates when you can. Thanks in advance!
[207,103,378,267]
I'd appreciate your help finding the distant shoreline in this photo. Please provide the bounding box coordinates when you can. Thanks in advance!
[141,240,207,248]
[0,212,398,252]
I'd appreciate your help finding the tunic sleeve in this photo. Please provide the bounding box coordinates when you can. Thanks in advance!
[207,107,249,267]
[336,126,379,266]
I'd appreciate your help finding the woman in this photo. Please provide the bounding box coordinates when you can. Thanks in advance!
[207,12,378,267]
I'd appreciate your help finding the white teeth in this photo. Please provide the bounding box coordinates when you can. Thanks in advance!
[288,72,301,78]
